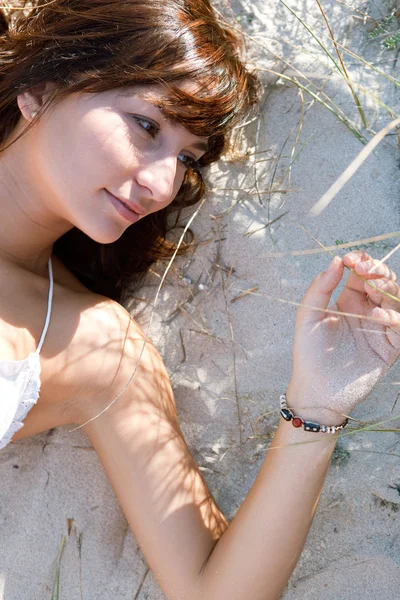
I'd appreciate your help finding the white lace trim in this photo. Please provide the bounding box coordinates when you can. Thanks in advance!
[0,352,42,450]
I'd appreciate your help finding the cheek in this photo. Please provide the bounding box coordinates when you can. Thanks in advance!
[38,107,133,195]
[74,112,134,179]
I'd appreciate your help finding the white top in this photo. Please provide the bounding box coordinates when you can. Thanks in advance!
[0,257,54,450]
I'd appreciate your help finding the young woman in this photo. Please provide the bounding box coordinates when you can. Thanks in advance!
[0,1,399,599]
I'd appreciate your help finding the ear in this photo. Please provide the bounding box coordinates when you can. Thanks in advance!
[17,81,58,121]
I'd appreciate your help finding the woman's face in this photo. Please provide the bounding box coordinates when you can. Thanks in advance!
[19,84,209,243]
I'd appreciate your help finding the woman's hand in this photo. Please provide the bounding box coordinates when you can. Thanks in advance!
[286,250,400,424]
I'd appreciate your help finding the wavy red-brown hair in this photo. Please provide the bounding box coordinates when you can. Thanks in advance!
[0,0,261,305]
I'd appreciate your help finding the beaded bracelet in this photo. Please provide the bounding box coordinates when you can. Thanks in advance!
[280,393,349,434]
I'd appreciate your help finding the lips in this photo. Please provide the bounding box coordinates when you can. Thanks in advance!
[118,197,146,216]
[106,190,145,224]
[109,192,146,215]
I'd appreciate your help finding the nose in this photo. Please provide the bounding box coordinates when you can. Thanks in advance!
[135,155,179,205]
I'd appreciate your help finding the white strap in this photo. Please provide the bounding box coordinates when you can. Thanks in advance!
[36,256,54,354]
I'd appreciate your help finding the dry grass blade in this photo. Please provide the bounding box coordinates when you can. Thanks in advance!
[252,92,269,206]
[279,0,342,70]
[314,0,367,127]
[287,215,335,257]
[210,187,296,195]
[230,285,400,330]
[179,329,186,363]
[213,6,367,143]
[231,287,259,303]
[333,0,373,21]
[339,414,400,437]
[288,218,400,306]
[392,392,400,413]
[369,242,400,274]
[188,328,225,344]
[322,34,400,89]
[248,189,296,196]
[262,231,400,257]
[278,2,398,128]
[310,117,400,216]
[385,106,400,149]
[282,0,367,127]
[281,133,314,189]
[257,68,367,143]
[208,169,254,218]
[256,64,400,127]
[274,297,400,327]
[244,211,289,237]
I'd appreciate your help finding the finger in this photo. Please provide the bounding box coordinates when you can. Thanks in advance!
[364,278,400,310]
[296,256,344,327]
[355,258,397,281]
[342,250,375,294]
[342,250,372,269]
[371,306,400,350]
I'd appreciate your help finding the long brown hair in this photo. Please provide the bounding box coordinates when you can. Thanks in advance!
[0,0,261,305]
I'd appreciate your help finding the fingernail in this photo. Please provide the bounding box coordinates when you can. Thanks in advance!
[358,260,372,270]
[328,256,341,271]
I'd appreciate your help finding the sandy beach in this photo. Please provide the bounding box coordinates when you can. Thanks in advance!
[1,1,399,598]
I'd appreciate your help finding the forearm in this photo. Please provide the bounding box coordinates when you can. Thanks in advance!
[199,419,337,600]
[77,305,340,600]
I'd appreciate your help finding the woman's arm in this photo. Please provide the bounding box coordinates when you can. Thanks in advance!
[79,249,399,600]
[78,308,336,600]
[84,373,336,600]
[198,419,336,599]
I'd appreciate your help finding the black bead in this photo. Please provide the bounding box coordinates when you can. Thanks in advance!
[303,421,321,432]
[280,408,293,421]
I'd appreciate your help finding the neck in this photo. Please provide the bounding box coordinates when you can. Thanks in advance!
[0,126,72,276]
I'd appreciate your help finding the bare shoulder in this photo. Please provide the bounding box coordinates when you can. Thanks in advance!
[5,254,172,440]
[60,283,172,427]
[0,253,161,410]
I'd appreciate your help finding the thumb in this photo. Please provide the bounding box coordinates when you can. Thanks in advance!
[296,256,344,327]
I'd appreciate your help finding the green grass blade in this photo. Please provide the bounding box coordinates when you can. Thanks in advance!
[50,535,66,600]
[279,0,343,74]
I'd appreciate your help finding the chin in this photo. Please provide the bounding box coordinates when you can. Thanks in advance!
[79,221,132,245]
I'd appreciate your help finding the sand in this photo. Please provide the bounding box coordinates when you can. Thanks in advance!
[1,1,399,598]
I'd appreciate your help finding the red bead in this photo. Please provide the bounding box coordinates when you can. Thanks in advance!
[292,417,304,428]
